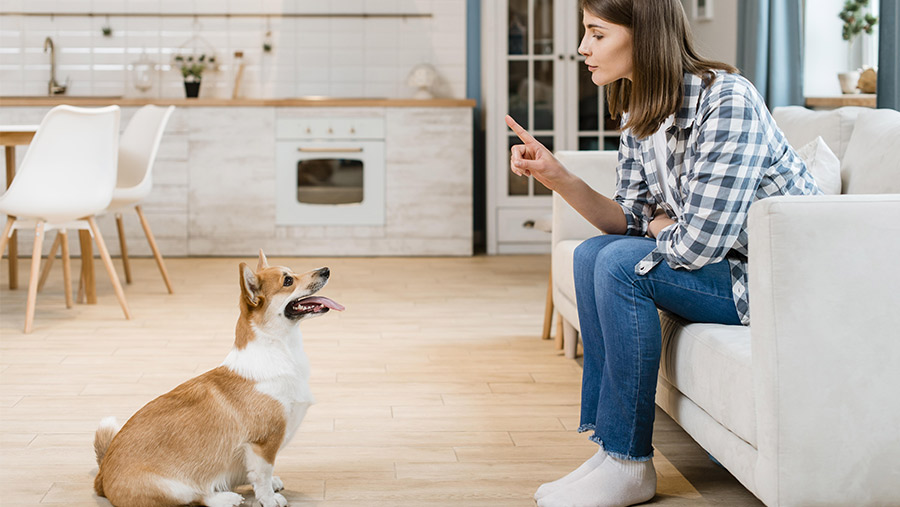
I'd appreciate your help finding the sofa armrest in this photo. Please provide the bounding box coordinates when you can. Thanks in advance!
[747,194,900,506]
[552,151,619,247]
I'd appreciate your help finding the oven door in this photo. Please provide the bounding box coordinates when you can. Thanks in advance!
[276,140,385,226]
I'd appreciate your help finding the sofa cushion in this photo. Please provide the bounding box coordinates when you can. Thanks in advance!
[658,312,757,447]
[796,136,842,195]
[841,108,900,195]
[771,106,867,162]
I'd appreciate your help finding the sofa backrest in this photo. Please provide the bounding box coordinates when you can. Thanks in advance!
[840,108,900,194]
[773,106,900,195]
[771,106,867,162]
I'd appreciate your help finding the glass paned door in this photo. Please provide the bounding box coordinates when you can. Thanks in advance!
[504,0,559,200]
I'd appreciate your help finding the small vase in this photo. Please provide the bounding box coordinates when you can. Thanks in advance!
[837,71,860,94]
[184,80,201,98]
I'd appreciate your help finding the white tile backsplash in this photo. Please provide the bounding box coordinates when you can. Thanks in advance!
[0,0,464,99]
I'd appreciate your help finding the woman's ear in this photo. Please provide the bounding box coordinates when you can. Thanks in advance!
[239,262,260,307]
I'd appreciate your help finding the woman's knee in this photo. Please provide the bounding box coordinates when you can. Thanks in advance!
[593,237,656,283]
[574,235,627,275]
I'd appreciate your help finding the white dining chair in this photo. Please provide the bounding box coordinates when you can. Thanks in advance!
[38,104,176,295]
[0,105,131,333]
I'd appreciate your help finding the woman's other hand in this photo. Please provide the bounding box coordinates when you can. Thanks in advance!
[648,209,676,238]
[506,115,572,192]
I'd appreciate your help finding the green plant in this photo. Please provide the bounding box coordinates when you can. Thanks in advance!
[173,54,216,81]
[839,0,878,43]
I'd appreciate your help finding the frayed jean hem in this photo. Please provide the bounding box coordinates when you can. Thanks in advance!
[578,425,654,462]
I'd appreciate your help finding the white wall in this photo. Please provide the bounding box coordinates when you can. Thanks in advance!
[804,0,880,97]
[0,0,467,99]
[682,0,739,67]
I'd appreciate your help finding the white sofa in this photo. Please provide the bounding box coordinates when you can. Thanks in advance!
[550,106,900,506]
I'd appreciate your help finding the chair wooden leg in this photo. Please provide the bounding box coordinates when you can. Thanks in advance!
[60,230,73,309]
[24,222,46,333]
[135,205,173,294]
[77,271,85,304]
[542,269,553,339]
[115,212,132,284]
[0,216,14,267]
[562,318,579,359]
[78,230,96,304]
[87,217,131,319]
[37,232,62,292]
[555,311,564,350]
[5,147,17,290]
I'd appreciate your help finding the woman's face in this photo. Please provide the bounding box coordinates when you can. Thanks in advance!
[578,10,633,86]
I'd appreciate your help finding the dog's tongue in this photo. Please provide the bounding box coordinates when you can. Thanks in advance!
[300,296,345,312]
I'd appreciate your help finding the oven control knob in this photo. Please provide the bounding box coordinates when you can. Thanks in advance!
[305,127,311,134]
[328,127,333,134]
[350,127,356,134]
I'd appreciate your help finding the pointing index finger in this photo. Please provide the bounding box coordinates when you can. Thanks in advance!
[505,115,537,144]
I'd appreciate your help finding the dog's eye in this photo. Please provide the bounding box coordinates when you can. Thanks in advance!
[283,276,293,287]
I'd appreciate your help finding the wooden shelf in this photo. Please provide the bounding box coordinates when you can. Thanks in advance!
[0,12,432,19]
[805,95,877,108]
[0,97,476,108]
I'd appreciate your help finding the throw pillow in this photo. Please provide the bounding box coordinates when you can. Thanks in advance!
[796,136,842,195]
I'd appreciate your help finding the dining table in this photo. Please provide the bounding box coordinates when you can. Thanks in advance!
[1,124,97,302]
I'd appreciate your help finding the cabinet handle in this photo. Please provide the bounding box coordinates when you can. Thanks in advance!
[298,147,363,153]
[570,54,576,60]
[558,54,564,60]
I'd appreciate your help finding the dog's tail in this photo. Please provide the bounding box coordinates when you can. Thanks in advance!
[94,416,120,466]
[93,417,120,498]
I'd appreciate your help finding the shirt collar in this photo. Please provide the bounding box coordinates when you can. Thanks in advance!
[673,72,705,129]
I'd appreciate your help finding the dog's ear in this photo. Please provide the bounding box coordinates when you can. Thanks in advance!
[257,249,269,271]
[239,262,261,307]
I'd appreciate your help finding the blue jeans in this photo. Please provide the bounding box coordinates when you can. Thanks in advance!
[573,235,742,461]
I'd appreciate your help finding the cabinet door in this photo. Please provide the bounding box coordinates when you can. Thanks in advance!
[499,0,565,205]
[484,0,621,253]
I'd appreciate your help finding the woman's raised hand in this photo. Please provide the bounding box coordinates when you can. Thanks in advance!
[506,115,571,192]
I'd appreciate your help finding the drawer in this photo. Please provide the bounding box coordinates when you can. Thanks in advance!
[496,207,553,243]
[276,117,385,140]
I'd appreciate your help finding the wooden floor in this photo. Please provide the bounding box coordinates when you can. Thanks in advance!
[0,254,761,506]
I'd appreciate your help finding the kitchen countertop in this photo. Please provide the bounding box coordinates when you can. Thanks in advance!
[0,96,476,108]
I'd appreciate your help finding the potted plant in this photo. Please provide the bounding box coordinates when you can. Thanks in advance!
[174,53,216,98]
[837,0,878,94]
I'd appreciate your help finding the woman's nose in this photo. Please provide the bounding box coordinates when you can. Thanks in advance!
[577,37,589,56]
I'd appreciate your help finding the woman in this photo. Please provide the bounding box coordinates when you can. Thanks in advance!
[507,1,820,506]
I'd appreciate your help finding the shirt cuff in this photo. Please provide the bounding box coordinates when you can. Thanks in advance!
[617,202,648,237]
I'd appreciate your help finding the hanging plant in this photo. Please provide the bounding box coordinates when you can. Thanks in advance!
[102,15,113,37]
[838,0,878,43]
[263,30,273,53]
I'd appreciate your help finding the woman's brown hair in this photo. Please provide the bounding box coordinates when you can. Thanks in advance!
[581,0,738,139]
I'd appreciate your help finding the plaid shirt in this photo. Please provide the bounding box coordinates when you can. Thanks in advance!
[615,71,821,325]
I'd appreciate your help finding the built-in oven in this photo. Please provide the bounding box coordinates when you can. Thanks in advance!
[276,117,385,226]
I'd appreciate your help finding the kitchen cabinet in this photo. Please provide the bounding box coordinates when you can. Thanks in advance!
[482,0,620,254]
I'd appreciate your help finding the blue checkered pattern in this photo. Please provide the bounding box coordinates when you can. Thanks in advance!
[614,72,821,325]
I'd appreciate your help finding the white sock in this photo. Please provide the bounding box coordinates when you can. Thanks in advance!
[534,448,608,501]
[537,455,657,507]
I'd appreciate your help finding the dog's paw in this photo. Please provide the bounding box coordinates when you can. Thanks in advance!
[271,475,284,492]
[257,493,288,507]
[203,491,244,507]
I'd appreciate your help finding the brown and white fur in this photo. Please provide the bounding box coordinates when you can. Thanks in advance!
[93,250,343,507]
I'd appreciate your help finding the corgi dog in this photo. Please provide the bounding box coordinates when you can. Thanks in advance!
[93,251,344,507]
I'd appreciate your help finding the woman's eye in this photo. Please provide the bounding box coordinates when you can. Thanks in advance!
[283,276,294,287]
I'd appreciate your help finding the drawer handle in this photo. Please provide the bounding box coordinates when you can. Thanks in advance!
[298,147,363,153]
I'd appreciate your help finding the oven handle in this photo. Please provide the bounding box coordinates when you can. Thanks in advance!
[298,147,364,153]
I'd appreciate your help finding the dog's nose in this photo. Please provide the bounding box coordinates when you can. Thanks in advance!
[319,267,330,278]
